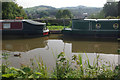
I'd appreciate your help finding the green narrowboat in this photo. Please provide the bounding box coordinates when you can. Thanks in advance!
[62,19,120,37]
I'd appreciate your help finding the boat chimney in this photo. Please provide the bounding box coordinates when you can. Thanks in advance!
[83,13,88,19]
[16,17,23,20]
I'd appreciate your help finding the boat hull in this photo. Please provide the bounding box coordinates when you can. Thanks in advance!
[2,30,49,36]
[62,29,120,38]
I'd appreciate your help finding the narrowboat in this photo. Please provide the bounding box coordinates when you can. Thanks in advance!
[0,20,49,36]
[62,19,120,37]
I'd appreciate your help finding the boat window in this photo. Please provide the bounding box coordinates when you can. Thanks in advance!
[96,23,101,29]
[3,23,11,29]
[113,23,119,29]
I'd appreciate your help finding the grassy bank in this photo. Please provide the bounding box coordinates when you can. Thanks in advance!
[1,52,120,79]
[47,26,70,30]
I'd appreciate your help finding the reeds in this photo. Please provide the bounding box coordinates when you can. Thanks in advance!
[1,52,120,79]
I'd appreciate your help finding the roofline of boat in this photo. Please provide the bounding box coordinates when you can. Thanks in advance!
[72,19,120,21]
[0,19,46,25]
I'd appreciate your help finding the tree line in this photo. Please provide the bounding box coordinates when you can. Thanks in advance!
[89,1,120,19]
[2,2,27,19]
[55,9,73,19]
[2,2,73,19]
[2,1,120,19]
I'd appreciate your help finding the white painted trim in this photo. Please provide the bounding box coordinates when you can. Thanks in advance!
[0,20,46,25]
[84,19,120,21]
[43,29,49,33]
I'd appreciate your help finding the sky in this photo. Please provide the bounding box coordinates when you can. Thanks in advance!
[16,0,120,8]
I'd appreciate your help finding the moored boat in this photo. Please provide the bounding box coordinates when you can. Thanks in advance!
[0,20,49,36]
[62,19,120,38]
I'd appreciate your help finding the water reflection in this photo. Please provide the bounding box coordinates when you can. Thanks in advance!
[63,36,118,54]
[2,34,120,69]
[3,34,119,54]
[3,36,49,52]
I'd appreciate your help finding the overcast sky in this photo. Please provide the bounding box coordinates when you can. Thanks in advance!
[16,0,120,8]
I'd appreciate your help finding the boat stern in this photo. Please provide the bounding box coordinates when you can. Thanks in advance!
[43,29,49,36]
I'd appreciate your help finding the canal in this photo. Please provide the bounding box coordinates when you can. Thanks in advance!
[2,34,120,70]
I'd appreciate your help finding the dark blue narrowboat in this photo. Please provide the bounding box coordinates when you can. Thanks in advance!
[0,20,49,36]
[62,19,120,37]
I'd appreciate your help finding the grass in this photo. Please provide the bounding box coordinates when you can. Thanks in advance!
[47,26,70,30]
[1,52,120,79]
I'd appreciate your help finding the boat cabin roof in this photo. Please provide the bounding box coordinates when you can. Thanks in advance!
[84,19,120,21]
[73,19,120,21]
[23,20,46,25]
[0,20,46,25]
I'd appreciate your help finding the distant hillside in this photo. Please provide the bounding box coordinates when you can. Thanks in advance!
[25,5,56,12]
[24,5,57,19]
[24,5,102,19]
[60,6,102,18]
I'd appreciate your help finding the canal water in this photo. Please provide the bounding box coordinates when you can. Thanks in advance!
[2,34,120,70]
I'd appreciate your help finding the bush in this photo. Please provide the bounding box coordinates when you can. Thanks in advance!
[47,26,65,30]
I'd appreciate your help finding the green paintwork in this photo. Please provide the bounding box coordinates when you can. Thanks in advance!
[62,19,120,37]
[72,20,89,30]
[91,20,120,30]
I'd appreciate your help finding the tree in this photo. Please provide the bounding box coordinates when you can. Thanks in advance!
[39,11,49,18]
[62,9,73,19]
[118,1,120,16]
[103,2,118,17]
[89,10,105,19]
[56,10,63,19]
[56,9,73,19]
[2,2,27,19]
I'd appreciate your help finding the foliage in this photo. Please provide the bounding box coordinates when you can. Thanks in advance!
[24,5,101,19]
[47,26,70,30]
[89,10,105,19]
[55,10,63,19]
[63,9,73,19]
[118,1,120,16]
[2,57,49,79]
[106,16,120,19]
[56,9,73,19]
[53,52,120,79]
[68,20,72,27]
[25,5,57,19]
[38,19,72,26]
[2,52,120,79]
[103,2,118,17]
[90,1,120,19]
[2,2,27,19]
[2,52,10,60]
